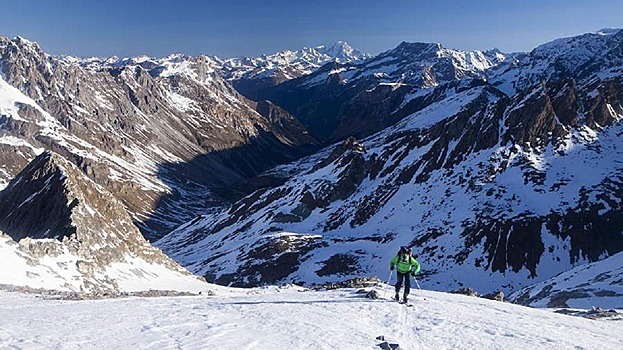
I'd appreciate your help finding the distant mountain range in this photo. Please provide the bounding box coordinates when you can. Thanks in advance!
[0,35,319,242]
[1,30,622,304]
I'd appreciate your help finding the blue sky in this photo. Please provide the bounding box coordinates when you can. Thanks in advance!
[0,0,621,58]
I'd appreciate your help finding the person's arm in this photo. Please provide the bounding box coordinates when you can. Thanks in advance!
[411,259,421,275]
[390,256,398,270]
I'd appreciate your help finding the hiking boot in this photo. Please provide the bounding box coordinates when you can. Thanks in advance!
[394,293,400,301]
[403,294,408,303]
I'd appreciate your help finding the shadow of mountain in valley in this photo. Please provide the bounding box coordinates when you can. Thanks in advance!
[138,130,319,242]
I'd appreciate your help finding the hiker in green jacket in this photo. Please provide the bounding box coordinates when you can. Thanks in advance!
[390,246,421,303]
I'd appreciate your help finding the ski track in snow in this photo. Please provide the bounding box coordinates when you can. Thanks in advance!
[0,286,621,349]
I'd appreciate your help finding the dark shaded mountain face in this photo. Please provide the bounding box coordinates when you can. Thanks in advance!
[0,37,318,241]
[158,30,623,294]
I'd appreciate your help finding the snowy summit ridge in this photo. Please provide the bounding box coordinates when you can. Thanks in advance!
[217,40,369,81]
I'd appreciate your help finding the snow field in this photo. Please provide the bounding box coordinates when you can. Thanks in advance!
[0,285,621,349]
[0,234,209,294]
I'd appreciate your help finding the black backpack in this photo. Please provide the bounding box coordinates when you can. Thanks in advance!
[397,246,411,262]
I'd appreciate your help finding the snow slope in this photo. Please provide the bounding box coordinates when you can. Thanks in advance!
[489,28,623,95]
[511,251,623,309]
[0,234,209,294]
[0,286,621,349]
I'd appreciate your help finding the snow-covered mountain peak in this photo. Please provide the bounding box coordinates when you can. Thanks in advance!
[216,41,370,98]
[219,40,365,67]
[489,28,623,95]
[10,36,42,51]
[315,40,368,62]
[386,40,506,68]
[161,52,188,62]
[388,41,441,57]
[0,36,47,62]
[596,27,621,36]
[530,30,614,58]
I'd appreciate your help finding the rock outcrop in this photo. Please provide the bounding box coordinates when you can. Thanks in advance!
[0,151,207,294]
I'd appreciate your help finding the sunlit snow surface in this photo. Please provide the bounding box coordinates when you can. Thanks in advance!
[0,235,208,294]
[0,286,621,349]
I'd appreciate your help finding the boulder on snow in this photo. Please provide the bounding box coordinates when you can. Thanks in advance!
[365,290,380,299]
[483,291,504,302]
[312,277,382,290]
[378,341,401,350]
[451,287,478,297]
[555,306,620,320]
[547,290,591,308]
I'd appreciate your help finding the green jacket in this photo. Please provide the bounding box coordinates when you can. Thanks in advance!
[390,254,421,274]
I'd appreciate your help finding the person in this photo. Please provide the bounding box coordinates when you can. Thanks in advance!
[389,246,421,303]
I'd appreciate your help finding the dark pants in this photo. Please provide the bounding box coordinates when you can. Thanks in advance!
[395,271,411,295]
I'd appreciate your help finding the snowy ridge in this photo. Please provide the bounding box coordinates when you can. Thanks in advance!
[216,41,369,82]
[287,41,508,90]
[0,285,621,349]
[511,251,623,309]
[62,41,368,88]
[489,28,623,95]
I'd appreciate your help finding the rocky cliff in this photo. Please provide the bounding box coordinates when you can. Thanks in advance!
[0,151,208,294]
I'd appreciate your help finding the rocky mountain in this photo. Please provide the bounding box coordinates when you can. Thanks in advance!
[247,41,509,141]
[0,151,208,294]
[157,29,623,295]
[0,36,318,241]
[214,41,369,100]
[490,28,623,95]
